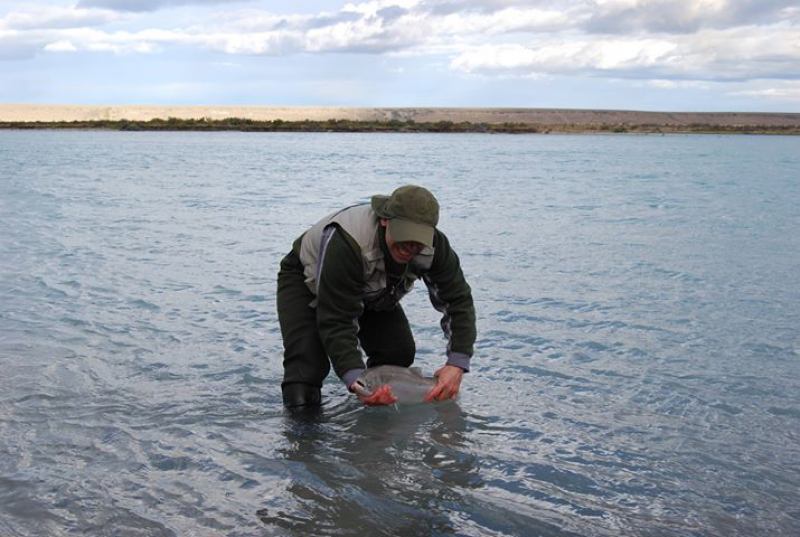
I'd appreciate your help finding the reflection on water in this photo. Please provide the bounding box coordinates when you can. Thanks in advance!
[258,404,480,536]
[258,403,585,537]
[1,131,799,536]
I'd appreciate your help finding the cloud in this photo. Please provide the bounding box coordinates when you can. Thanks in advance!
[75,0,245,13]
[2,0,799,89]
[434,6,576,36]
[732,82,800,102]
[1,6,123,30]
[200,3,577,56]
[450,22,800,82]
[646,79,710,90]
[44,40,78,52]
[424,0,552,17]
[38,28,167,54]
[206,30,303,55]
[450,38,678,76]
[583,0,798,34]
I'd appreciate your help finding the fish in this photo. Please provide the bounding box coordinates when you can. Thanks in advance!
[352,365,438,404]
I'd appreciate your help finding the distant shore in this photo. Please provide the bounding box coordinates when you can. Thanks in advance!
[1,104,799,134]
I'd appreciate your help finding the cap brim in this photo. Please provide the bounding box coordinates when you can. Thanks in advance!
[388,218,435,248]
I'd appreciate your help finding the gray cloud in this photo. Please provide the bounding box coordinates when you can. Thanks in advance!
[423,0,547,16]
[377,6,409,23]
[584,0,798,34]
[303,12,362,31]
[419,0,799,34]
[3,8,120,30]
[76,0,246,13]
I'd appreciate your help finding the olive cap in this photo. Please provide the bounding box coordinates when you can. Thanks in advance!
[371,185,439,247]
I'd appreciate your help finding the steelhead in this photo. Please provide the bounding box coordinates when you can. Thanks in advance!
[353,365,438,404]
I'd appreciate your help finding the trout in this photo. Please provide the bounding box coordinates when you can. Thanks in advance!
[352,365,438,404]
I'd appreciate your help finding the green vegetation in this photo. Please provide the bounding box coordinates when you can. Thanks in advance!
[1,117,798,135]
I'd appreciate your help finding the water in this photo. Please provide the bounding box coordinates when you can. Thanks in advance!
[1,130,798,536]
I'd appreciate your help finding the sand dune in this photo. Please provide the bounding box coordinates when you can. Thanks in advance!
[2,104,799,127]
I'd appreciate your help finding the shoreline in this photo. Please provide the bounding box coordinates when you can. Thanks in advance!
[1,119,798,135]
[1,105,799,134]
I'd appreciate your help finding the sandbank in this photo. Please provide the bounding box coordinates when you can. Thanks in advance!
[2,104,799,128]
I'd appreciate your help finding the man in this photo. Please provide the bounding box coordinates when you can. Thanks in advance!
[277,185,476,408]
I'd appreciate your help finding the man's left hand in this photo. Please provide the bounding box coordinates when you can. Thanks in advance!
[424,365,464,402]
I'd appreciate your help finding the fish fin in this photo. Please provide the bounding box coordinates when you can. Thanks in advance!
[409,367,423,377]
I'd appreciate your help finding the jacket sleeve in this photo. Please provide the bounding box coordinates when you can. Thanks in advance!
[314,227,367,383]
[422,230,477,371]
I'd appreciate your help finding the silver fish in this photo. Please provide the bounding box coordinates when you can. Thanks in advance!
[353,365,438,404]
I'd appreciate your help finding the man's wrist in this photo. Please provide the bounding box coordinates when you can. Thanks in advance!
[445,352,470,372]
[342,368,365,390]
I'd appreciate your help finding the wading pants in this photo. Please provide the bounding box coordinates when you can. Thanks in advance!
[277,251,415,408]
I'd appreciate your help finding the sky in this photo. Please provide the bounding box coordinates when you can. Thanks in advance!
[1,0,799,112]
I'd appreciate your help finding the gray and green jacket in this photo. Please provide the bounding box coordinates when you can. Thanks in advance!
[293,203,476,387]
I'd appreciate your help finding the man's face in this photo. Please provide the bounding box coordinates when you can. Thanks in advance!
[381,219,425,264]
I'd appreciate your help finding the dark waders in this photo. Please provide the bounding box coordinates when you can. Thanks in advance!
[277,251,415,408]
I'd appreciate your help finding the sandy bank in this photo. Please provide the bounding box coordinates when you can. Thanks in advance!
[2,104,799,127]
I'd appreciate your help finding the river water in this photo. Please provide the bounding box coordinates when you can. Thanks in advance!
[1,131,798,536]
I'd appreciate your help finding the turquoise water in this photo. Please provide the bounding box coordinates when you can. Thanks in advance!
[1,131,798,536]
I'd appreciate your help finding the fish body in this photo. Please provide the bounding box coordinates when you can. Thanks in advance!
[353,365,437,404]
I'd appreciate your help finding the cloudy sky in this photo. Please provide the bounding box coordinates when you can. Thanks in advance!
[1,0,799,111]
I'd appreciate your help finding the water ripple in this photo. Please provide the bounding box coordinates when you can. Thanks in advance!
[2,131,799,536]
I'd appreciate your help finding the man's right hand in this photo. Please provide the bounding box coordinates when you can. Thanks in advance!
[352,384,397,406]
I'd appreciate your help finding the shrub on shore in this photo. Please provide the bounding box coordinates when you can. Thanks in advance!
[0,117,797,135]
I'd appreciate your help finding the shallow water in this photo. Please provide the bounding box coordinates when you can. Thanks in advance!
[1,131,799,536]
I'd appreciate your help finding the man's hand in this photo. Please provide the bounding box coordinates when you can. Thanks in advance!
[424,365,464,402]
[352,384,398,406]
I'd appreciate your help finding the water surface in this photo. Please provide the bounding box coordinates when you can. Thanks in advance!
[1,131,798,536]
